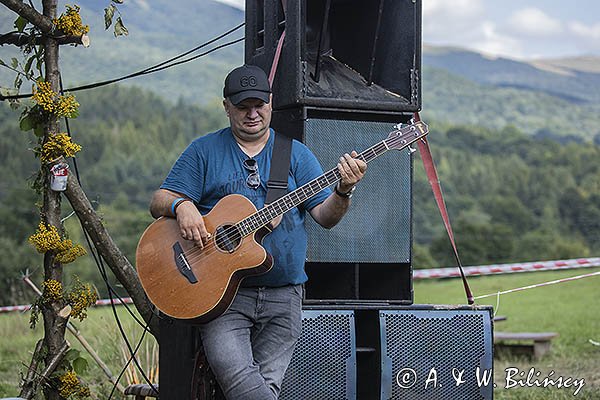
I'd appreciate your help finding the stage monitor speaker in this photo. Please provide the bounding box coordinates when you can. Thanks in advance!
[379,309,494,400]
[245,0,422,113]
[280,310,357,400]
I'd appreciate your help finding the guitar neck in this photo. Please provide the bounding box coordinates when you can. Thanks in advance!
[236,137,394,237]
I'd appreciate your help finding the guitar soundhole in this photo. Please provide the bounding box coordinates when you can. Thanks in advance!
[215,224,242,253]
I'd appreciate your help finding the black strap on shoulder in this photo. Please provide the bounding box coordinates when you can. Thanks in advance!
[266,132,292,204]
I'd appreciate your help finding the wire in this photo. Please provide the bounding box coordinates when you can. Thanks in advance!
[58,76,158,395]
[0,22,245,100]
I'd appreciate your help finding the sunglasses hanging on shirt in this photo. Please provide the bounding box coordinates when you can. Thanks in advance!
[243,158,261,189]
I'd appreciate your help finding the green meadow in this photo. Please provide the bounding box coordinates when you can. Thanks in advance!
[0,267,598,399]
[414,267,600,400]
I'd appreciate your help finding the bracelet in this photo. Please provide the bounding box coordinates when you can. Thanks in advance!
[170,197,189,215]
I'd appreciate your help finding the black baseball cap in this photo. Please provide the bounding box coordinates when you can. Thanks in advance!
[223,65,271,105]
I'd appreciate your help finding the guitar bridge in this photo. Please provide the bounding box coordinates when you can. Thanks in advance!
[173,242,198,284]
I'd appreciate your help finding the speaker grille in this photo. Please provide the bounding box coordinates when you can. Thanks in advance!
[304,118,412,263]
[280,310,357,400]
[380,310,493,400]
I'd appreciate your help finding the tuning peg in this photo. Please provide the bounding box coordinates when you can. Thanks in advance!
[408,146,417,154]
[394,123,403,130]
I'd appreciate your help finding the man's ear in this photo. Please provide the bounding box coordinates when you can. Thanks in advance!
[223,99,230,116]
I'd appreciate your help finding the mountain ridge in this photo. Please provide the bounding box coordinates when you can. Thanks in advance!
[1,1,600,139]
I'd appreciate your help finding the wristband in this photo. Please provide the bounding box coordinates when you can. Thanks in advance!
[171,197,188,215]
[335,184,356,198]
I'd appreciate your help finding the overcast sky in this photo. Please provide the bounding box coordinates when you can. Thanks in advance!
[214,0,600,60]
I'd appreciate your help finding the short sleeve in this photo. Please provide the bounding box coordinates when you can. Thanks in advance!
[160,140,204,202]
[291,140,332,211]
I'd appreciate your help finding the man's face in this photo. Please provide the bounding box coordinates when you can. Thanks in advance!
[224,96,272,143]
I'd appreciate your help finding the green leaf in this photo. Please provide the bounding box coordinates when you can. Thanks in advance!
[11,58,18,69]
[113,17,129,37]
[24,55,35,76]
[73,357,89,374]
[14,76,22,91]
[34,124,44,137]
[104,4,116,30]
[14,16,28,32]
[69,107,80,119]
[19,114,33,131]
[0,87,18,97]
[0,58,5,67]
[65,348,80,362]
[112,0,124,4]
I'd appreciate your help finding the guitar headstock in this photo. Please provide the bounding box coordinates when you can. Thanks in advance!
[386,120,429,151]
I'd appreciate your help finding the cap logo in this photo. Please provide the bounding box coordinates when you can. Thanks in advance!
[240,76,257,87]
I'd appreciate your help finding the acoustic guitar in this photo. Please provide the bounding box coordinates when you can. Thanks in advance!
[136,121,428,322]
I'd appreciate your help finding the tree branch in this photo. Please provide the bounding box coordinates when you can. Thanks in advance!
[0,0,54,34]
[0,31,90,47]
[64,173,160,338]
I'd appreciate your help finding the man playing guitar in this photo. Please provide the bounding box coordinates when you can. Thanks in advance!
[148,64,366,399]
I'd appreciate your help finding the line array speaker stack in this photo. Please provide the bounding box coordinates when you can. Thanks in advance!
[246,0,422,305]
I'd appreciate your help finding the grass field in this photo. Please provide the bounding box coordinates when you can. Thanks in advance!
[0,267,599,399]
[414,267,600,400]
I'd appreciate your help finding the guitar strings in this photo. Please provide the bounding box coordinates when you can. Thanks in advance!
[179,128,424,264]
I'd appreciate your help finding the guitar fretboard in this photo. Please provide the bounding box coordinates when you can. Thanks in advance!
[236,122,426,236]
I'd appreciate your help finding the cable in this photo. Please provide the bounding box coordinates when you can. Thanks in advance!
[0,22,245,100]
[59,76,158,396]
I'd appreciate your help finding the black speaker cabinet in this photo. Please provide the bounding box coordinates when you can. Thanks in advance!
[379,308,494,399]
[272,108,414,304]
[159,317,201,399]
[280,305,494,400]
[280,310,357,400]
[245,0,422,113]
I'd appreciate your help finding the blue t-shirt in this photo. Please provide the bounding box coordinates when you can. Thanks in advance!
[160,127,331,287]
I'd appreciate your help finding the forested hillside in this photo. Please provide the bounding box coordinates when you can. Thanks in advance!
[3,1,600,140]
[1,86,598,305]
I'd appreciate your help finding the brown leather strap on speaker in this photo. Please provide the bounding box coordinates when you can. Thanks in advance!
[414,112,475,305]
[268,0,287,86]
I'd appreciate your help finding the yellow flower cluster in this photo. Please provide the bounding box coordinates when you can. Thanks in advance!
[67,279,97,321]
[31,81,57,113]
[29,222,62,253]
[56,243,87,264]
[41,133,82,162]
[31,81,80,118]
[58,370,90,399]
[42,279,63,302]
[28,222,87,264]
[53,5,89,36]
[57,94,80,118]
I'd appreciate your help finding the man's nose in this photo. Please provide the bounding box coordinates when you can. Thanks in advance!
[247,107,259,118]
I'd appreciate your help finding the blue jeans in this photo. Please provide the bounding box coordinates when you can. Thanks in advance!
[198,285,303,400]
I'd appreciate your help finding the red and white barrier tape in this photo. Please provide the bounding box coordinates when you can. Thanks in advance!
[2,257,599,313]
[413,257,600,280]
[0,297,133,314]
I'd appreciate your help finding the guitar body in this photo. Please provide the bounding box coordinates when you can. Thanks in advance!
[136,194,272,322]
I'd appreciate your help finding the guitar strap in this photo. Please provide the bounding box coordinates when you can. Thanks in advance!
[266,132,292,204]
[414,112,475,305]
[265,0,290,205]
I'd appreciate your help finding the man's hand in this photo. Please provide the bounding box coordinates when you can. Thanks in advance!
[337,150,367,193]
[175,201,211,248]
